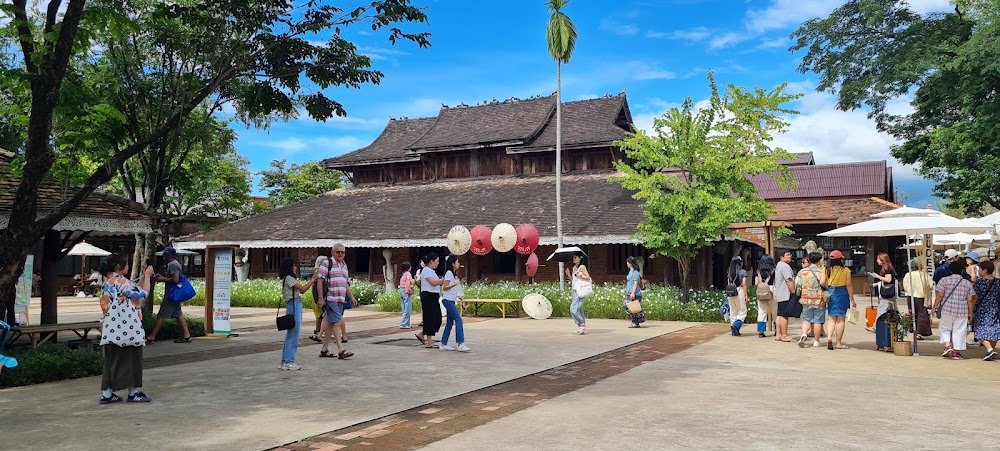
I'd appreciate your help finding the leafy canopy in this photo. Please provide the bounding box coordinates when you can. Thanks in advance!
[258,160,345,208]
[791,0,1000,212]
[612,72,798,262]
[545,0,576,63]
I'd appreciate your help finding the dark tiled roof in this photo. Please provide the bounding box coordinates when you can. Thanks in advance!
[777,152,814,166]
[750,161,889,200]
[323,94,631,168]
[406,96,556,151]
[323,117,436,166]
[177,171,642,245]
[0,161,151,223]
[511,95,630,151]
[769,197,899,226]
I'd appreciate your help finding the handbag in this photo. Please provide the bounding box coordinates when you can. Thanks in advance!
[276,306,295,331]
[846,307,860,325]
[576,280,593,298]
[935,279,959,319]
[626,299,642,314]
[169,274,197,302]
[878,273,897,299]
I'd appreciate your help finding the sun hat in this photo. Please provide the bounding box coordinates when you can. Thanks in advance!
[829,250,845,259]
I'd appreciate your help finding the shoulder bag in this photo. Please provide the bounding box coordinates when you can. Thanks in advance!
[169,274,197,302]
[574,267,593,298]
[935,279,960,319]
[878,272,898,299]
[276,276,296,331]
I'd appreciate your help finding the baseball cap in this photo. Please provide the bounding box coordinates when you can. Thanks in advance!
[944,249,961,259]
[162,246,178,258]
[967,251,982,262]
[829,250,845,259]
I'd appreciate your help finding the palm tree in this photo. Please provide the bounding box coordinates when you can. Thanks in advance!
[546,0,577,289]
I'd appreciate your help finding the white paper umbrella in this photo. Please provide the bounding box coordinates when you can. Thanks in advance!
[66,242,111,256]
[491,223,517,253]
[447,225,472,256]
[521,293,552,320]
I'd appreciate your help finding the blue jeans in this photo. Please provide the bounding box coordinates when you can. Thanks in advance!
[570,290,586,327]
[399,289,412,327]
[282,300,302,363]
[441,300,464,345]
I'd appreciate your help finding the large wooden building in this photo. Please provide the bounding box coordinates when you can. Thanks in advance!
[175,93,900,291]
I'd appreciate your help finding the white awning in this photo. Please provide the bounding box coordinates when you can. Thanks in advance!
[0,213,152,235]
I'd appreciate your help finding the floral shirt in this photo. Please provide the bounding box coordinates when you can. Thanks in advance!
[795,267,826,306]
[100,273,147,322]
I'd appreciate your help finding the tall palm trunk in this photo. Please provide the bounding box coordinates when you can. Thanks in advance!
[556,61,565,289]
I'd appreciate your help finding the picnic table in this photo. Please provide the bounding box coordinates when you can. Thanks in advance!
[6,321,101,348]
[460,298,521,319]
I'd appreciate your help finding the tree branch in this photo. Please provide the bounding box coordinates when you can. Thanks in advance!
[44,0,63,34]
[12,0,37,75]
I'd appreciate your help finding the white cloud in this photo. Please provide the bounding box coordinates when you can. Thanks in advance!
[758,36,791,49]
[647,26,713,41]
[709,32,751,49]
[599,19,640,37]
[626,61,677,80]
[745,0,837,33]
[259,136,368,159]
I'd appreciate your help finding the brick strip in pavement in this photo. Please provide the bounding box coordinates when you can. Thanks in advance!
[144,317,492,369]
[271,323,727,451]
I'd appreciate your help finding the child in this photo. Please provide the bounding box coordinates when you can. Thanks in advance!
[399,262,414,329]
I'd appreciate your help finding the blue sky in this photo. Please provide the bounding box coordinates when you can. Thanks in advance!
[231,0,952,207]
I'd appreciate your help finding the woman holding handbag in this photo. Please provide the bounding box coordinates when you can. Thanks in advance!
[623,257,645,328]
[278,258,316,371]
[567,252,591,335]
[824,250,856,350]
[869,252,898,352]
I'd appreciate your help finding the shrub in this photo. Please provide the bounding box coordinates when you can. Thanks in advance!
[0,345,103,388]
[153,278,381,308]
[142,316,206,341]
[375,281,754,323]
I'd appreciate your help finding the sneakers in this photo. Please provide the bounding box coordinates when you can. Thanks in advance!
[99,394,122,405]
[812,341,821,348]
[456,343,471,352]
[574,327,587,335]
[281,362,302,371]
[126,391,152,402]
[952,352,965,360]
[942,345,954,357]
[440,344,456,351]
[984,349,998,361]
[797,335,808,348]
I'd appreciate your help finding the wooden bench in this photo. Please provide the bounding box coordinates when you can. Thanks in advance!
[460,299,521,319]
[6,321,102,348]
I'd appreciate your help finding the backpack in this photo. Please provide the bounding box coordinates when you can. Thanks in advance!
[756,272,773,302]
[725,274,739,297]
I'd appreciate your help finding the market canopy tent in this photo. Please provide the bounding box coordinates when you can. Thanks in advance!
[821,207,991,355]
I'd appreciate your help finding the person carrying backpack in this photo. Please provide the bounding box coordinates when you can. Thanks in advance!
[755,255,776,338]
[726,256,748,336]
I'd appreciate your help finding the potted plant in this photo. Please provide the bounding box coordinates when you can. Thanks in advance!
[893,312,914,356]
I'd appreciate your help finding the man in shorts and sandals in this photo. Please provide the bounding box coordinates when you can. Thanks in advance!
[316,244,357,359]
[147,247,192,344]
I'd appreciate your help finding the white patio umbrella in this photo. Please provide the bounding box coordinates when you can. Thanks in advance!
[821,211,991,355]
[66,241,112,274]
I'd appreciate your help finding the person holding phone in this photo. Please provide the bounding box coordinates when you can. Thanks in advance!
[869,252,898,352]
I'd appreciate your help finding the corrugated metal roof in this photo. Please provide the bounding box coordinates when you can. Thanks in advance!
[777,152,814,166]
[750,161,889,200]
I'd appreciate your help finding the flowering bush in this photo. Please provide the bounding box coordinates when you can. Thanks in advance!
[153,278,382,308]
[376,281,756,323]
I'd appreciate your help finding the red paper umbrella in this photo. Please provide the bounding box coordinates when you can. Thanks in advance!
[514,223,539,256]
[525,252,539,277]
[469,225,493,256]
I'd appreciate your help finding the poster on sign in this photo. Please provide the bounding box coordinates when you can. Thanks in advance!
[212,249,233,335]
[14,255,33,324]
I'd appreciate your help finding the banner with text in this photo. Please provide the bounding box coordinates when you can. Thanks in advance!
[212,249,233,335]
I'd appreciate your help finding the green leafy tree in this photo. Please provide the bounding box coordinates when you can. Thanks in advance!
[545,0,577,289]
[258,160,345,208]
[791,0,1000,213]
[0,0,430,314]
[613,72,798,300]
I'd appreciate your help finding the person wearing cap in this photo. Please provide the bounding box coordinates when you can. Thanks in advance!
[966,252,982,283]
[823,250,856,349]
[933,260,976,359]
[147,247,192,344]
[934,249,969,283]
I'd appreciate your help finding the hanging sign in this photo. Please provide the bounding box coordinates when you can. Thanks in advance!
[212,249,233,335]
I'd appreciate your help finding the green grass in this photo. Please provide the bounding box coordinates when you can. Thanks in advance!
[152,278,383,309]
[377,281,760,322]
[0,345,103,388]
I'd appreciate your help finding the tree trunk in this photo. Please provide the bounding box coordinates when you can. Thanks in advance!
[131,233,144,279]
[556,60,564,291]
[678,255,693,303]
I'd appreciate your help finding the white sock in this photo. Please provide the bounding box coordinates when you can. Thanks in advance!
[102,388,113,398]
[128,387,139,396]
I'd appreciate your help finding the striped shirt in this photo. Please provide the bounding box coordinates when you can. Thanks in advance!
[318,259,349,304]
[935,275,974,317]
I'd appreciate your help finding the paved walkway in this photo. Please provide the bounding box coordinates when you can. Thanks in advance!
[3,301,1000,450]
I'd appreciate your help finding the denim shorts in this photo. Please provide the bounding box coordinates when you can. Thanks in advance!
[323,302,344,324]
[801,305,826,324]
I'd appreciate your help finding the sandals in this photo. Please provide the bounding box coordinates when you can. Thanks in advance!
[835,345,850,349]
[337,350,353,359]
[174,336,192,343]
[827,341,834,350]
[414,333,426,345]
[309,335,321,343]
[319,350,337,358]
[145,338,156,344]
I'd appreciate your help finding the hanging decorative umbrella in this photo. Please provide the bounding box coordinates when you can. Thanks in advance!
[447,226,472,256]
[514,223,540,255]
[66,241,112,275]
[470,225,493,256]
[491,222,517,253]
[525,252,539,277]
[521,293,552,320]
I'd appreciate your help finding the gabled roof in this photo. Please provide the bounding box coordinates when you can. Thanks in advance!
[509,94,631,152]
[324,116,436,167]
[769,197,900,226]
[323,93,632,168]
[777,152,814,166]
[750,160,890,200]
[407,95,556,152]
[175,170,643,249]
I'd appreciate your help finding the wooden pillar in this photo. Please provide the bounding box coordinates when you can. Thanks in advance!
[368,248,377,281]
[515,253,523,283]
